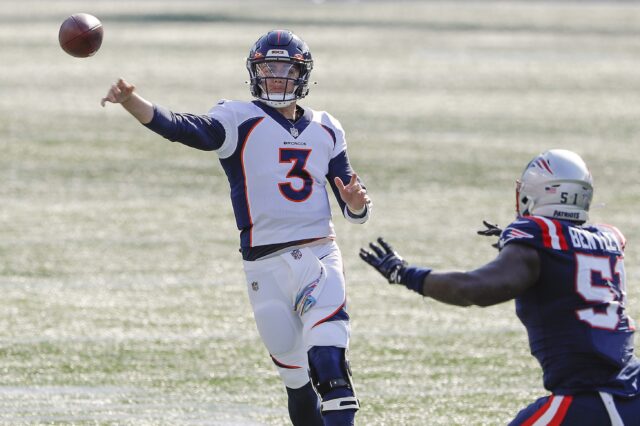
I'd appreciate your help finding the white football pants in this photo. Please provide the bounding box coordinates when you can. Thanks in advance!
[242,241,351,389]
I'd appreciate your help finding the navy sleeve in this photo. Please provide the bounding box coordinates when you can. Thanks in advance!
[143,104,225,151]
[326,150,367,218]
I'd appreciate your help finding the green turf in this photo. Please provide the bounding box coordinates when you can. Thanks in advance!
[2,0,640,424]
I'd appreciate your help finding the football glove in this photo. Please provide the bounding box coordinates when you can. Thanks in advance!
[477,220,502,237]
[477,220,502,249]
[359,237,407,284]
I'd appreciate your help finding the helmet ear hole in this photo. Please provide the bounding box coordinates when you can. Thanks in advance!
[520,196,530,216]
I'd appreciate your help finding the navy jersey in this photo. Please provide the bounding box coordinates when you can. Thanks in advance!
[499,216,640,396]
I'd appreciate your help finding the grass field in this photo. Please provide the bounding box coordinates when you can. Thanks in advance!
[2,0,640,424]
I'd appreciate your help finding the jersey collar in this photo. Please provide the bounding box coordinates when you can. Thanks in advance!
[253,100,312,139]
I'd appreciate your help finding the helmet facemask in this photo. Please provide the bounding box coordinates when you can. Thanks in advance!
[250,60,304,108]
[516,150,593,223]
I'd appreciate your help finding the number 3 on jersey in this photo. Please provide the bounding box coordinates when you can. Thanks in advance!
[576,253,629,330]
[279,148,313,202]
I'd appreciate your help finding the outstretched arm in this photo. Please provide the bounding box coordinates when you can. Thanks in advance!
[100,78,225,151]
[423,243,539,306]
[360,238,539,307]
[101,78,154,124]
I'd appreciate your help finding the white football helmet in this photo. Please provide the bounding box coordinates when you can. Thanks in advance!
[516,149,593,222]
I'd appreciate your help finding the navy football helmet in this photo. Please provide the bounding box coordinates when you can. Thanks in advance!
[246,30,313,108]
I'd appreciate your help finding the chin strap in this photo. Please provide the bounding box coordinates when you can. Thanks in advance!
[260,98,296,108]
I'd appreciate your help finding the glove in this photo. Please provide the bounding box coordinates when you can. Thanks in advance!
[477,220,502,249]
[359,237,407,284]
[477,220,502,237]
[360,238,432,294]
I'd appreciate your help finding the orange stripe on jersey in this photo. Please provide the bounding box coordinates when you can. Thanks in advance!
[319,123,337,148]
[241,117,265,247]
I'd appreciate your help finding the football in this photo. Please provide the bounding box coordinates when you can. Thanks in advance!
[58,13,103,58]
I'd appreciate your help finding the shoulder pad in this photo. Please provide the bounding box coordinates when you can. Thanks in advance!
[593,223,627,251]
[500,216,569,251]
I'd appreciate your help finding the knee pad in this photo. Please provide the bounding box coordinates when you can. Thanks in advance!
[308,346,360,413]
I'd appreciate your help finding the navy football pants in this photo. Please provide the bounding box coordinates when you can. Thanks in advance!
[509,392,640,425]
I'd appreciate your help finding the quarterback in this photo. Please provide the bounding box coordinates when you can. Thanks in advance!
[102,30,370,426]
[361,149,640,424]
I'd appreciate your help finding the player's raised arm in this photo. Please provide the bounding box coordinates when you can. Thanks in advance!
[100,78,224,151]
[359,237,538,307]
[101,78,154,124]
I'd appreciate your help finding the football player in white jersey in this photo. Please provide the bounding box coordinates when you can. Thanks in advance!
[101,30,370,426]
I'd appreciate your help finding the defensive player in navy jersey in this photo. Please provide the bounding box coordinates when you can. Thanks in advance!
[360,149,640,425]
[101,30,370,426]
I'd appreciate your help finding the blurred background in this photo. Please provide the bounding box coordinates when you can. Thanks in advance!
[2,1,640,424]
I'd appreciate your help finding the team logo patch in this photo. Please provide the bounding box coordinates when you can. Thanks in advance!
[291,249,302,260]
[290,127,299,138]
[294,270,323,315]
[251,281,259,291]
[501,227,534,244]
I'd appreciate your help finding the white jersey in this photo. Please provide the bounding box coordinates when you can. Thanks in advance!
[208,100,366,251]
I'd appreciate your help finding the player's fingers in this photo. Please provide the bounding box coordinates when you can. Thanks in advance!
[348,173,358,187]
[123,84,135,96]
[109,85,122,101]
[369,242,385,257]
[377,237,394,254]
[359,248,375,263]
[334,176,345,192]
[116,79,135,95]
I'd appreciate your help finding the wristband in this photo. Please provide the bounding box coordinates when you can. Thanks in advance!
[347,204,366,217]
[400,266,432,295]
